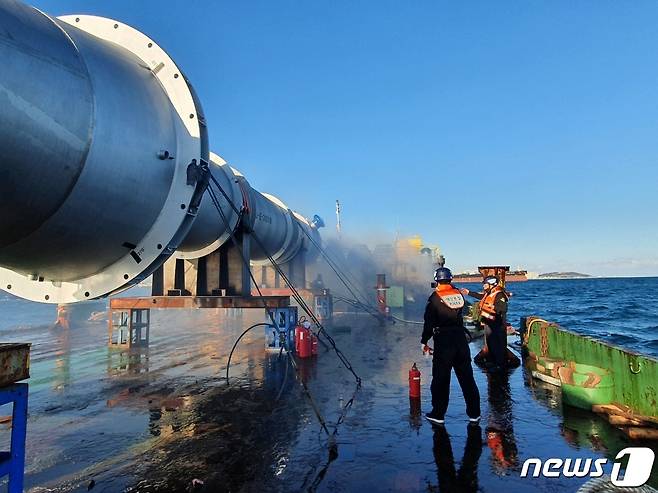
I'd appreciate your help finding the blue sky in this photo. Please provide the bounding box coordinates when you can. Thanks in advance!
[33,0,658,276]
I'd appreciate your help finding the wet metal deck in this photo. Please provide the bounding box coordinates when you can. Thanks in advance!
[0,296,657,491]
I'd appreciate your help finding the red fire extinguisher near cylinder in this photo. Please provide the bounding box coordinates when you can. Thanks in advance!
[409,363,421,398]
[295,319,311,354]
[311,334,318,356]
[294,324,303,353]
[298,326,312,359]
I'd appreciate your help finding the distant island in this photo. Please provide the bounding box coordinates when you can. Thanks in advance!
[537,272,591,279]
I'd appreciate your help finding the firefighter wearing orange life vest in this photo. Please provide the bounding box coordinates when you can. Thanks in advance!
[461,275,509,370]
[421,267,480,426]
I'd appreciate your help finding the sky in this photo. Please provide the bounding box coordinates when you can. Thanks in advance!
[32,0,658,276]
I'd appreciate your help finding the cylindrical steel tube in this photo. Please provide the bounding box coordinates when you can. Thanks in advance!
[0,0,320,304]
[177,153,241,259]
[179,156,321,266]
[0,2,207,302]
[0,0,93,249]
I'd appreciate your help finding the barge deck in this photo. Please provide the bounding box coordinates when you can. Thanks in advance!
[1,301,656,491]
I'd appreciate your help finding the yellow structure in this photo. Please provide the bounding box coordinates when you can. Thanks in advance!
[390,235,441,285]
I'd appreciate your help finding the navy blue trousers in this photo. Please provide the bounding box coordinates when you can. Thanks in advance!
[431,331,481,419]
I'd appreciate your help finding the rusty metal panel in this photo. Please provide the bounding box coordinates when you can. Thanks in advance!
[110,295,290,310]
[0,343,30,386]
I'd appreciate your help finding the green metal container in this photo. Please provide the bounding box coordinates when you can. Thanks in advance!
[387,286,405,309]
[522,317,658,418]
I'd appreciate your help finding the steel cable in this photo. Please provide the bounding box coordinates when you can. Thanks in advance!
[296,222,382,319]
[207,185,333,433]
[205,177,362,446]
[207,174,361,386]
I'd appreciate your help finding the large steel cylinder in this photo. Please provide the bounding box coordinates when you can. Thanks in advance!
[0,0,322,304]
[246,192,313,265]
[0,1,208,303]
[177,154,322,266]
[176,153,242,259]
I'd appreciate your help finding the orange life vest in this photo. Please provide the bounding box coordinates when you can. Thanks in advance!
[435,284,465,309]
[478,286,506,322]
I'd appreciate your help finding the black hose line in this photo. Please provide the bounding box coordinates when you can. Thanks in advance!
[205,176,361,450]
[275,349,289,402]
[208,174,361,386]
[225,322,269,384]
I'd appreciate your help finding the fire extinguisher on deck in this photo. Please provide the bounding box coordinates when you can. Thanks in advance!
[409,362,421,398]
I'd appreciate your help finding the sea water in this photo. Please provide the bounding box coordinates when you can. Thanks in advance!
[504,277,658,357]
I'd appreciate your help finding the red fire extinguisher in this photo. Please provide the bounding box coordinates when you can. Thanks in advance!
[298,326,313,359]
[409,363,421,398]
[294,324,303,353]
[295,319,310,354]
[311,334,318,356]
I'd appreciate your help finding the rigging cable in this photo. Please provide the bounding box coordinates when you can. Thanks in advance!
[332,295,383,321]
[207,173,361,386]
[205,179,353,434]
[389,314,424,325]
[205,185,276,326]
[204,172,365,492]
[296,222,382,319]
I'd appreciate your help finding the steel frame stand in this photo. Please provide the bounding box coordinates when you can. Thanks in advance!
[313,289,333,321]
[0,383,28,493]
[108,308,150,348]
[265,307,298,352]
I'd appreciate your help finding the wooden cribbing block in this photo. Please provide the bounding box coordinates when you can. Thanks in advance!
[592,404,626,415]
[607,415,645,426]
[622,427,658,440]
[593,404,658,428]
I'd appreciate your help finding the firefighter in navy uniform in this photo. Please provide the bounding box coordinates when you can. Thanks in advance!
[421,267,481,425]
[461,275,509,370]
